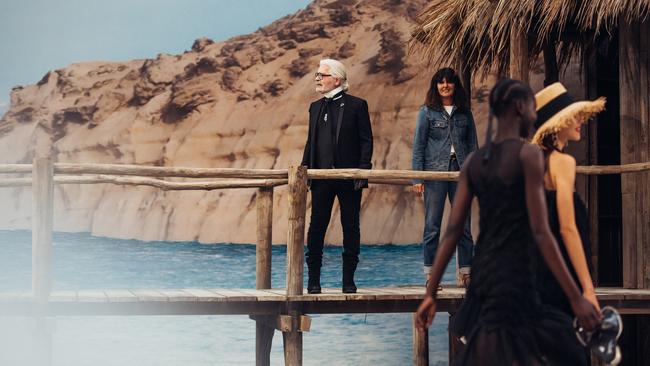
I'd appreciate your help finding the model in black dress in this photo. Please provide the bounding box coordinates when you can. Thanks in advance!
[531,82,605,317]
[415,79,601,365]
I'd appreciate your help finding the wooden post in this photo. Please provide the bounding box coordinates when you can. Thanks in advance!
[412,313,428,365]
[543,41,559,86]
[256,186,274,366]
[585,48,600,283]
[32,156,54,301]
[257,186,273,289]
[619,19,650,289]
[286,165,307,296]
[32,156,54,366]
[509,25,529,83]
[448,313,464,364]
[284,165,307,366]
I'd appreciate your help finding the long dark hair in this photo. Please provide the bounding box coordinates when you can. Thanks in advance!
[538,134,561,158]
[483,78,535,162]
[424,67,468,110]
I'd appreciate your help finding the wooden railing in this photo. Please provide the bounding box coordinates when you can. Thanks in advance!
[2,157,650,366]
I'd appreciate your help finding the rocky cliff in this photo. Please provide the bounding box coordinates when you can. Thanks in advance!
[0,0,493,244]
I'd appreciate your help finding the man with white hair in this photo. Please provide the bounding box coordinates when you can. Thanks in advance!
[301,59,373,294]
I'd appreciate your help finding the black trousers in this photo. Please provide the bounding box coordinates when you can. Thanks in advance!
[306,180,362,268]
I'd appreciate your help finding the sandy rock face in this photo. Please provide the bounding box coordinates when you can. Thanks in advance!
[0,0,491,244]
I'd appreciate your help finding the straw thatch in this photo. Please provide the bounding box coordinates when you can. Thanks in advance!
[411,0,650,77]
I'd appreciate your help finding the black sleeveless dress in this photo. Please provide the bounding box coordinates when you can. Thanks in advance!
[451,140,586,365]
[537,189,592,315]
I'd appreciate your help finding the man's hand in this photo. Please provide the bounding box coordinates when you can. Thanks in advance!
[415,295,437,331]
[412,183,424,197]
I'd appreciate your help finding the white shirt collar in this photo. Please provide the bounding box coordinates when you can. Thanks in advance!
[324,86,344,99]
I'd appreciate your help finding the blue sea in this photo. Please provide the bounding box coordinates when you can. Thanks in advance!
[0,230,456,365]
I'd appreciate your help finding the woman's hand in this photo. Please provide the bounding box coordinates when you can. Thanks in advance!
[571,295,602,331]
[583,287,601,311]
[415,295,437,331]
[412,183,424,197]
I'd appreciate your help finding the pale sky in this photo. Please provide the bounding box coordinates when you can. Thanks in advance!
[0,0,312,114]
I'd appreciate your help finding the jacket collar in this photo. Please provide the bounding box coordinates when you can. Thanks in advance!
[323,87,345,100]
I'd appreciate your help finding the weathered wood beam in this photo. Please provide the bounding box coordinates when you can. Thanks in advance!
[255,186,275,366]
[54,163,288,178]
[32,156,53,302]
[250,315,311,332]
[57,176,287,189]
[509,25,529,82]
[0,164,31,173]
[619,18,650,289]
[284,165,308,366]
[412,313,428,366]
[256,187,274,289]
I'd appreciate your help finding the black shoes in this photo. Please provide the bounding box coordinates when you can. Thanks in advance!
[307,267,321,294]
[575,306,623,365]
[342,263,357,294]
[307,279,321,294]
[307,257,358,294]
[342,282,357,294]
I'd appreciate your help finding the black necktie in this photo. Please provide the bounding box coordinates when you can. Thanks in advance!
[323,98,332,124]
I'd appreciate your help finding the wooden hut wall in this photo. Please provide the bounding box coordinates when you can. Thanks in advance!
[619,19,650,289]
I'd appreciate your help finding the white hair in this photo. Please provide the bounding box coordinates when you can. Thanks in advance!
[319,58,349,91]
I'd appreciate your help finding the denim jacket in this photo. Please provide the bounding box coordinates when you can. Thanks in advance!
[412,105,478,183]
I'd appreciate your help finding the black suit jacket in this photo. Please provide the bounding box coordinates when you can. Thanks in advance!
[301,93,373,173]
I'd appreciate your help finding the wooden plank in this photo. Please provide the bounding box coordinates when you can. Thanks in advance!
[361,287,405,300]
[233,289,284,302]
[299,288,347,301]
[623,289,650,300]
[77,290,109,302]
[180,288,227,302]
[207,288,256,301]
[619,19,641,289]
[639,19,650,291]
[343,288,377,301]
[49,291,77,302]
[256,186,273,290]
[0,291,33,302]
[130,289,168,302]
[104,289,139,302]
[258,288,288,296]
[32,156,53,302]
[158,289,197,302]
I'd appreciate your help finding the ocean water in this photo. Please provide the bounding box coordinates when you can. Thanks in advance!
[0,230,457,365]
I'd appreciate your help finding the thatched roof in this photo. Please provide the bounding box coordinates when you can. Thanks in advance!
[411,0,650,77]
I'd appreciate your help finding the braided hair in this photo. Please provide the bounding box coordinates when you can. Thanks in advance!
[483,79,535,162]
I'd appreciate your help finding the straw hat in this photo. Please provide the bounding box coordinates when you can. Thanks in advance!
[531,82,606,145]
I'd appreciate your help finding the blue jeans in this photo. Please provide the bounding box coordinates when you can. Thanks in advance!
[422,158,474,269]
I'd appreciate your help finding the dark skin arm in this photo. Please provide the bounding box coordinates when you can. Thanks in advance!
[520,144,600,329]
[416,146,601,331]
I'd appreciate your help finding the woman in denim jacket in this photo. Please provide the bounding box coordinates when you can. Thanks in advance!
[412,68,477,287]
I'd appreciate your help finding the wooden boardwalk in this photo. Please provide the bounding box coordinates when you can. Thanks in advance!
[2,286,649,316]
